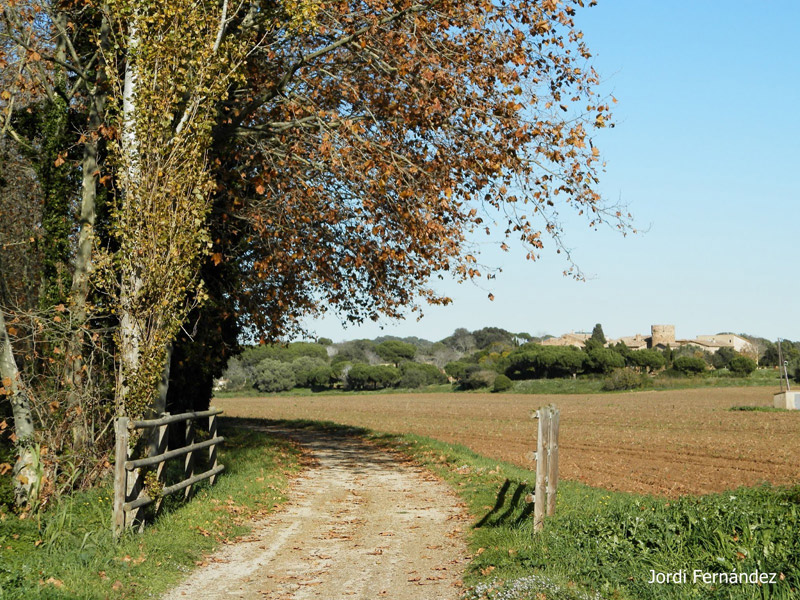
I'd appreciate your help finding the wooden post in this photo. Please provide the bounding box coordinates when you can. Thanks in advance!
[184,418,195,500]
[546,407,560,517]
[127,437,146,532]
[154,413,169,514]
[113,417,129,537]
[208,409,219,486]
[533,408,550,533]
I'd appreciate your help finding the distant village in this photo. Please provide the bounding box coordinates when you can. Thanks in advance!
[541,324,757,357]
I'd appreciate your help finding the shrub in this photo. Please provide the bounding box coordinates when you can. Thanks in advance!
[400,369,428,389]
[492,374,513,392]
[602,368,647,391]
[253,358,296,392]
[727,355,757,376]
[461,369,496,390]
[672,356,707,375]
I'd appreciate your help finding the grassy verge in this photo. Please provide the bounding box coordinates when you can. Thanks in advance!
[366,433,800,600]
[0,419,302,599]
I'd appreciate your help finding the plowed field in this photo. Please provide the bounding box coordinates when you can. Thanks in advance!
[216,387,800,497]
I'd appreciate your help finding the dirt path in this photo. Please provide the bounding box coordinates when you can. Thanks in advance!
[163,427,469,599]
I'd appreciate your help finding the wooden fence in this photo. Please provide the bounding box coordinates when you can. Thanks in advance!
[113,408,224,536]
[533,404,559,533]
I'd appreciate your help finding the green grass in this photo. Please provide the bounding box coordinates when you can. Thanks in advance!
[365,432,800,600]
[510,369,784,395]
[0,419,302,599]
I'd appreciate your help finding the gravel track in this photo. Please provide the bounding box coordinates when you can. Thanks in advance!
[163,426,469,599]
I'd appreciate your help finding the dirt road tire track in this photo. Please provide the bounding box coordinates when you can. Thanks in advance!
[163,426,470,599]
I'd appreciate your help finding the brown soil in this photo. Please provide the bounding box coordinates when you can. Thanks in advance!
[163,426,469,600]
[215,387,800,497]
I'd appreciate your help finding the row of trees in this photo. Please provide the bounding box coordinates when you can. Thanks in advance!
[221,339,447,393]
[441,324,760,390]
[220,324,768,397]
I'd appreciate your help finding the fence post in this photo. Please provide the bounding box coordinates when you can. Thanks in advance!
[208,409,219,486]
[113,417,129,537]
[154,413,169,514]
[546,407,560,517]
[533,407,550,533]
[184,418,195,500]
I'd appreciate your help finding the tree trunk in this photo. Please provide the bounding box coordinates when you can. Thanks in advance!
[115,17,142,417]
[65,11,109,445]
[0,308,39,507]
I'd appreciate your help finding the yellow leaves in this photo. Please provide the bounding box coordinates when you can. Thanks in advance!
[0,90,10,101]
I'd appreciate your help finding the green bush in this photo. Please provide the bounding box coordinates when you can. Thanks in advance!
[253,358,296,392]
[492,374,513,392]
[602,367,647,391]
[727,355,757,376]
[461,369,496,390]
[673,356,707,375]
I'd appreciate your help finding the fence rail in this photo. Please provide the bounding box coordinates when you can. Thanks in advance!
[533,404,559,533]
[113,408,224,536]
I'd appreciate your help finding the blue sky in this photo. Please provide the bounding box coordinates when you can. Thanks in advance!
[303,1,800,344]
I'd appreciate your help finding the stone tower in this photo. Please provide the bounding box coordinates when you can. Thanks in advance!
[651,324,676,347]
